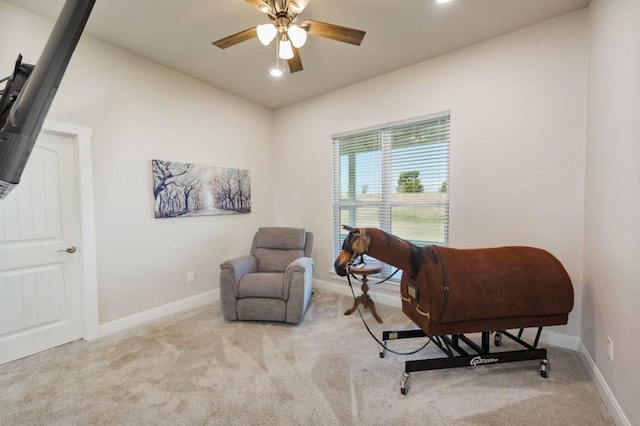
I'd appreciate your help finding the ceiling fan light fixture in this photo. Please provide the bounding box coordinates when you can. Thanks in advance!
[258,5,271,13]
[289,2,301,13]
[257,23,277,45]
[278,38,294,59]
[287,24,307,48]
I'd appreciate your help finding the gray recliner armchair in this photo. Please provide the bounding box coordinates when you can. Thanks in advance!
[219,227,314,324]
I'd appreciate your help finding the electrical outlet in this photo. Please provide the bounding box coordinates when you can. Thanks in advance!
[607,337,613,361]
[187,271,196,283]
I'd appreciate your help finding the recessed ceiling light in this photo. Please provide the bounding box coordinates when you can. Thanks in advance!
[436,0,452,4]
[270,68,283,77]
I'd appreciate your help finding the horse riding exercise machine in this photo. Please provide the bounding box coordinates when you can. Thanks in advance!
[334,227,574,395]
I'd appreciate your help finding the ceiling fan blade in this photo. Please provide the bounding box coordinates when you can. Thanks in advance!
[212,27,257,49]
[301,20,366,46]
[288,46,303,73]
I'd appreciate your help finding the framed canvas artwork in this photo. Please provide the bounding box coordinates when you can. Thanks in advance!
[152,159,251,218]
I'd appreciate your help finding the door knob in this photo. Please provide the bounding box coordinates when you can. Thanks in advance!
[57,246,77,254]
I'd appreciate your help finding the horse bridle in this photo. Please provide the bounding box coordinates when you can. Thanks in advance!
[341,227,436,356]
[344,256,429,356]
[343,228,398,284]
[346,228,369,262]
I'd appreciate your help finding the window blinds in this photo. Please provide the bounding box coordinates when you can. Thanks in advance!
[333,113,450,275]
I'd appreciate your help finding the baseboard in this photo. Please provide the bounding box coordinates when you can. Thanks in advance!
[99,290,219,337]
[579,342,630,426]
[539,329,580,351]
[312,278,356,299]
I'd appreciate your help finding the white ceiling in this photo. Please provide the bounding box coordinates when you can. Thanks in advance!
[6,0,589,110]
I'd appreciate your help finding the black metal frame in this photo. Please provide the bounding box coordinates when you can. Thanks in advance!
[380,327,550,394]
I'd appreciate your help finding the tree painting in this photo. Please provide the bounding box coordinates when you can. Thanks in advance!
[152,159,251,218]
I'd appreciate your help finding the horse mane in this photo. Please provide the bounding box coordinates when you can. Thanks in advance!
[369,228,437,277]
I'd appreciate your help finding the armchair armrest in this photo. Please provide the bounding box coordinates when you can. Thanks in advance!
[284,256,314,323]
[284,256,314,297]
[286,256,314,273]
[284,257,314,286]
[220,255,257,321]
[220,255,257,298]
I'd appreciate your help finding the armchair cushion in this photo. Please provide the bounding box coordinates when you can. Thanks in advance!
[254,227,306,249]
[239,273,286,299]
[253,227,309,272]
[254,248,305,272]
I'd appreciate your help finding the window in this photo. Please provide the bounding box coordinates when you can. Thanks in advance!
[332,113,450,278]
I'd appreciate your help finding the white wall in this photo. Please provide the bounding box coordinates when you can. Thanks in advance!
[0,1,275,324]
[274,10,588,339]
[583,1,640,424]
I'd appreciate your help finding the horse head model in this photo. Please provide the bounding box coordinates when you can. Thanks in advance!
[333,226,369,275]
[334,226,428,278]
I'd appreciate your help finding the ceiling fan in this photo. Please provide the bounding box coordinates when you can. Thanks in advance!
[212,0,366,74]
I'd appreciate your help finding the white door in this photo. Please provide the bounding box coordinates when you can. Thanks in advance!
[0,131,84,364]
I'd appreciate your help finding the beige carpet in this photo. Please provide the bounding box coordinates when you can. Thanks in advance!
[1,290,613,425]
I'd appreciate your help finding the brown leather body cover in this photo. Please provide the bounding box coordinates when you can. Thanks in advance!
[400,246,574,336]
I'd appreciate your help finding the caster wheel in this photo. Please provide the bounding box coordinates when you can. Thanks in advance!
[494,332,502,347]
[400,372,410,395]
[540,359,549,378]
